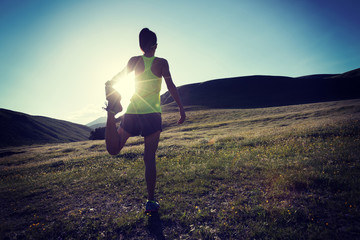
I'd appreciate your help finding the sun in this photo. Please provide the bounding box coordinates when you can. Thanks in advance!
[113,72,135,112]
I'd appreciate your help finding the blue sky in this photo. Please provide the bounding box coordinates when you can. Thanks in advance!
[1,0,359,124]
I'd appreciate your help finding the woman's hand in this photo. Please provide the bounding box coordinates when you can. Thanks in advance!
[178,108,186,124]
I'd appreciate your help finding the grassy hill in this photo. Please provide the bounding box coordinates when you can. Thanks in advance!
[0,109,92,148]
[1,99,359,239]
[161,68,360,110]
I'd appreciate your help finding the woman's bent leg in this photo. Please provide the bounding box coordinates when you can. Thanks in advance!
[105,112,130,155]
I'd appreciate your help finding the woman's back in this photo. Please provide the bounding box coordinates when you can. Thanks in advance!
[129,55,165,78]
[126,55,163,114]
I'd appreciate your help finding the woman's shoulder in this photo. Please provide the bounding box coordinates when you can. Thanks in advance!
[129,56,142,62]
[154,56,168,65]
[155,56,166,61]
[128,56,142,68]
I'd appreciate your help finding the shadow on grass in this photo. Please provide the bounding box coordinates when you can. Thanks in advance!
[147,212,165,240]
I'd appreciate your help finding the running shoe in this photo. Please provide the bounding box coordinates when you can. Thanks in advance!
[104,82,122,114]
[145,200,160,213]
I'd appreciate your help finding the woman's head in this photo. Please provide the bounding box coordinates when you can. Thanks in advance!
[139,28,157,53]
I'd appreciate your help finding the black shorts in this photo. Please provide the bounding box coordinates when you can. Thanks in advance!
[120,113,162,137]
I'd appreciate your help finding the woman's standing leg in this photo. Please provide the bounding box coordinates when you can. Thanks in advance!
[144,130,161,200]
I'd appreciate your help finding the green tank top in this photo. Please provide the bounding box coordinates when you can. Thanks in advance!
[126,56,162,114]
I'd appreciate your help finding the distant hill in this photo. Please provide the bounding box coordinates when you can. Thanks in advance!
[0,109,92,148]
[86,116,106,129]
[161,68,360,110]
[333,68,360,78]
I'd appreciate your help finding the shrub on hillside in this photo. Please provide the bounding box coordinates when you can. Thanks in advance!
[89,127,105,140]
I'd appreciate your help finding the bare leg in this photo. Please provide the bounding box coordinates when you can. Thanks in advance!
[105,112,131,155]
[144,131,161,201]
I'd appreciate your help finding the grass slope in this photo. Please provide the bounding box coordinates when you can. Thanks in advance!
[0,99,360,239]
[0,109,92,148]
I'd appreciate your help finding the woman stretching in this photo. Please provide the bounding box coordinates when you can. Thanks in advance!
[104,28,186,213]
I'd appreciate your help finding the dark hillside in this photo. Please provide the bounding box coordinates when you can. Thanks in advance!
[334,67,360,78]
[161,68,360,109]
[0,109,92,148]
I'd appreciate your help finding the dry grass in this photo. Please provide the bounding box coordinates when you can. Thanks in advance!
[1,99,360,239]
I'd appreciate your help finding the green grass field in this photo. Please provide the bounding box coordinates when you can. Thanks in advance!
[1,99,360,239]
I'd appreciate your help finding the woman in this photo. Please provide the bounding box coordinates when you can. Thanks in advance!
[104,28,186,213]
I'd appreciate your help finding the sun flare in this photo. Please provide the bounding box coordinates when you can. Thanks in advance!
[113,72,135,112]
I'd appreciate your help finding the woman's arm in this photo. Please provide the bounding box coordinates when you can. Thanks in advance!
[106,57,138,86]
[162,59,186,124]
[106,66,127,87]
